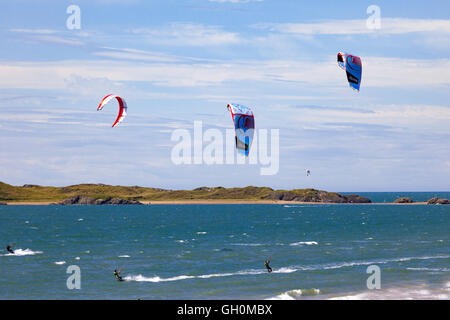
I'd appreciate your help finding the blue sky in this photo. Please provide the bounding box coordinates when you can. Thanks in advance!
[0,0,449,191]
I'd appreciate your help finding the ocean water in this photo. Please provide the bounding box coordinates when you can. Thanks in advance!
[0,195,449,300]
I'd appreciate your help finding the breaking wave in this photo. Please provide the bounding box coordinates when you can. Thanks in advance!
[1,248,43,256]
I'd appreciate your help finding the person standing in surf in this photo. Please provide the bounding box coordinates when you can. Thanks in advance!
[264,259,272,273]
[6,245,14,254]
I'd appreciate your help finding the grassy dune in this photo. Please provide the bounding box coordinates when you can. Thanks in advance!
[0,182,368,203]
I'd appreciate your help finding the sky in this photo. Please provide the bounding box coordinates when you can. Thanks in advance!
[0,0,449,192]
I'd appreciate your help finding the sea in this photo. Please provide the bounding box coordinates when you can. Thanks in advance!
[0,192,449,300]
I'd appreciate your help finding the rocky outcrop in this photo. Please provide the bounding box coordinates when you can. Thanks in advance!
[394,197,414,203]
[344,194,372,203]
[427,198,450,205]
[0,202,7,205]
[58,196,142,205]
[262,190,371,203]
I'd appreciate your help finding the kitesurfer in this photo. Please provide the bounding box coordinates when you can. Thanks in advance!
[264,259,272,273]
[114,269,123,281]
[6,245,14,254]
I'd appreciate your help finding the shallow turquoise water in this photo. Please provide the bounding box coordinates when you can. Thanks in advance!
[0,198,449,299]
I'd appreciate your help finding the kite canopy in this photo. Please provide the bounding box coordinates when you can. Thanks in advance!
[337,52,362,91]
[227,103,255,157]
[97,94,127,128]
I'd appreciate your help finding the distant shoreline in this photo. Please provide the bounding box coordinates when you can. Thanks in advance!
[2,182,447,205]
[4,200,429,205]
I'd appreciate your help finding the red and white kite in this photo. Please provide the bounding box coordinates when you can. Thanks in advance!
[97,94,127,128]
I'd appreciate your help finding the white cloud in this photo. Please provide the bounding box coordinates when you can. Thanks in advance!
[256,18,450,35]
[289,104,450,132]
[31,35,85,46]
[10,28,86,46]
[92,47,182,63]
[130,23,242,46]
[10,29,57,34]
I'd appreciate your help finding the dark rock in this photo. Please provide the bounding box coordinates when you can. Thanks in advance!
[193,187,215,192]
[394,197,414,204]
[58,196,142,205]
[194,187,210,191]
[22,184,40,188]
[262,191,371,203]
[427,198,450,205]
[94,198,106,205]
[0,202,7,205]
[78,197,97,205]
[343,194,372,203]
[109,198,126,205]
[59,196,81,205]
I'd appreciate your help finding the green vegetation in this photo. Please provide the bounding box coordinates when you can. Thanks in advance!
[0,182,370,203]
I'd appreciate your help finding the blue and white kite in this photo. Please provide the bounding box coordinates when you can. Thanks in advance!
[227,103,255,157]
[337,52,362,91]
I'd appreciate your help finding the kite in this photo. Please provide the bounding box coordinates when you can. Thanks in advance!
[227,103,255,157]
[337,52,362,91]
[97,94,127,128]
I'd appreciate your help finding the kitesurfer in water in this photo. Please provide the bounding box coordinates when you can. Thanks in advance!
[264,259,272,273]
[6,245,14,254]
[114,269,123,281]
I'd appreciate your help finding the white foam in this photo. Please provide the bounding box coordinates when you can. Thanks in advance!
[407,267,450,272]
[118,255,130,258]
[196,232,207,235]
[54,261,66,265]
[124,274,195,282]
[2,248,43,256]
[283,205,306,208]
[328,283,449,300]
[125,268,269,283]
[268,288,320,300]
[273,267,297,274]
[290,241,318,246]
